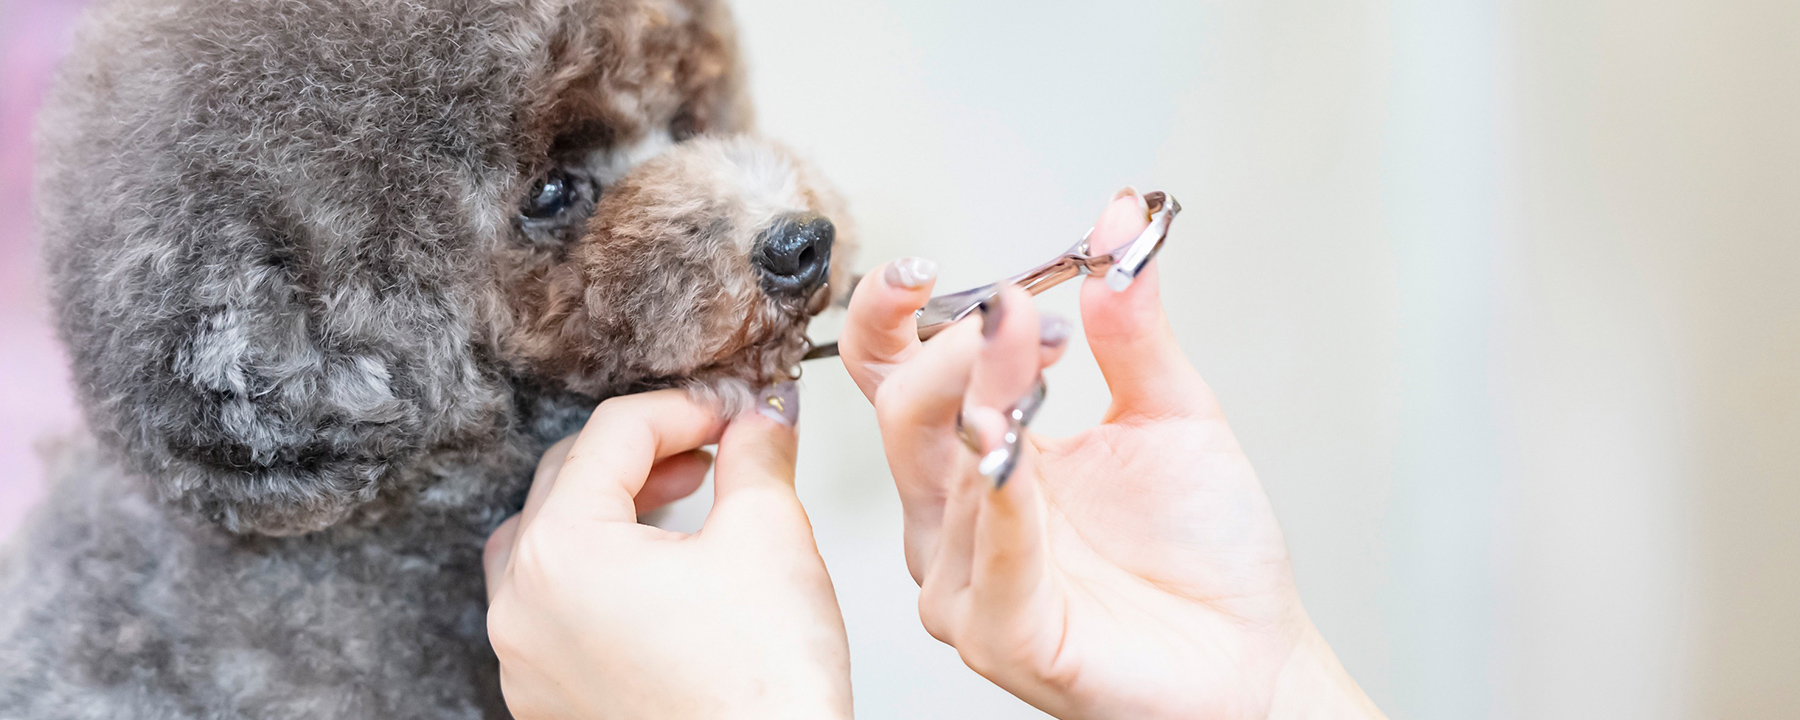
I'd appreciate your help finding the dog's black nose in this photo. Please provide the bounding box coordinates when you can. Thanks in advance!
[754,212,834,300]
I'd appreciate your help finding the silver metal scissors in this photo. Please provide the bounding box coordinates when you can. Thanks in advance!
[802,190,1181,361]
[803,191,1180,488]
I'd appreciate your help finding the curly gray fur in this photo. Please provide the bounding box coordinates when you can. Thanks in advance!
[0,0,853,716]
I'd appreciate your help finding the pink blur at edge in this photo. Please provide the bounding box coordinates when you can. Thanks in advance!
[0,1,89,539]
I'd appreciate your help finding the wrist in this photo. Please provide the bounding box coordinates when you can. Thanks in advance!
[1266,621,1385,720]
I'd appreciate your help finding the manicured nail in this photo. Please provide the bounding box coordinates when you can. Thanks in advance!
[977,292,1006,340]
[883,257,938,290]
[1113,185,1150,217]
[756,381,800,427]
[1038,314,1071,349]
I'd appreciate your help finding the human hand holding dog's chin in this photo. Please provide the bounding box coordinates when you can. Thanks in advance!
[837,190,1386,720]
[482,388,853,720]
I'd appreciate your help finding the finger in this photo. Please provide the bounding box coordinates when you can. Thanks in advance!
[964,286,1043,418]
[919,401,1053,645]
[483,515,521,603]
[883,307,1063,589]
[969,435,1048,632]
[542,389,729,525]
[634,449,714,515]
[871,321,984,576]
[925,288,1047,602]
[841,257,939,400]
[918,405,1004,607]
[874,320,984,434]
[1080,189,1216,420]
[918,467,984,640]
[1037,313,1073,370]
[702,382,803,534]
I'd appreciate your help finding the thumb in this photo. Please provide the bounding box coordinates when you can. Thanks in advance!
[1081,188,1215,421]
[702,382,804,533]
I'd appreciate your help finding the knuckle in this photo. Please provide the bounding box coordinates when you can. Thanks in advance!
[956,643,1021,684]
[902,547,929,586]
[481,525,514,564]
[591,393,640,420]
[485,601,522,661]
[916,596,955,646]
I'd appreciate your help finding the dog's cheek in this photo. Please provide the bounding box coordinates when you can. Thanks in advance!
[613,269,724,378]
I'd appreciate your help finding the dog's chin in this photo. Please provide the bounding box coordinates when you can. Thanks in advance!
[678,299,825,417]
[681,340,807,417]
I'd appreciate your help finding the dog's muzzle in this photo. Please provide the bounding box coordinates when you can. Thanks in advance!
[754,212,834,306]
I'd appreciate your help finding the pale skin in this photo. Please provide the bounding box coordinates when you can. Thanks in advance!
[839,189,1385,720]
[483,190,1386,720]
[482,395,853,720]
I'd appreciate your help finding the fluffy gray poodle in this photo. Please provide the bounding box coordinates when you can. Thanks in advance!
[0,0,853,717]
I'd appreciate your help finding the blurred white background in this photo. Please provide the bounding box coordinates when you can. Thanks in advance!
[3,1,1796,718]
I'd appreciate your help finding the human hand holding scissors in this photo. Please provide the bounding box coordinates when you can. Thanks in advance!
[835,189,1385,720]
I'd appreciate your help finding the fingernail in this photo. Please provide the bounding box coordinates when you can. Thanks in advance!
[1113,186,1150,217]
[756,381,800,427]
[1038,314,1071,349]
[883,257,938,290]
[977,292,1006,340]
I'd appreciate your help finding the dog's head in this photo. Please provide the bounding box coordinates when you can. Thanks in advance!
[37,0,853,535]
[500,137,848,404]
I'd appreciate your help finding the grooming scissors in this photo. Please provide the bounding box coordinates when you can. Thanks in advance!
[802,190,1181,361]
[805,190,1180,487]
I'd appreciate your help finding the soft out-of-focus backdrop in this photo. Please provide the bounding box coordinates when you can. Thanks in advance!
[2,0,1795,718]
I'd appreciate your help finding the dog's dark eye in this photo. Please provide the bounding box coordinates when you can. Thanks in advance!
[522,169,578,220]
[515,167,597,246]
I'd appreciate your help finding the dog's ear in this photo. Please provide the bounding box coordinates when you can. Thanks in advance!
[35,0,537,535]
